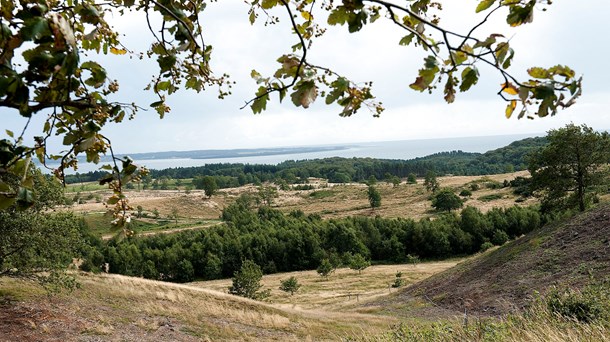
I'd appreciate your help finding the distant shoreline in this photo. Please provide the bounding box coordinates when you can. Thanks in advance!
[41,133,541,173]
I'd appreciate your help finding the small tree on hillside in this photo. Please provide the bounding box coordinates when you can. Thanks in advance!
[367,175,377,186]
[407,173,418,184]
[228,260,269,300]
[279,276,302,296]
[169,207,179,225]
[258,185,279,206]
[368,185,381,210]
[391,271,405,288]
[424,171,440,193]
[349,253,370,275]
[198,176,218,198]
[406,254,420,265]
[432,189,463,212]
[391,176,401,188]
[317,259,334,280]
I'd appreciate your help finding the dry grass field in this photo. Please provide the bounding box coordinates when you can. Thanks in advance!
[70,171,536,237]
[192,260,462,312]
[0,257,469,341]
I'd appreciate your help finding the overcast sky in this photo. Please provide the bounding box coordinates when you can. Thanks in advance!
[4,1,610,154]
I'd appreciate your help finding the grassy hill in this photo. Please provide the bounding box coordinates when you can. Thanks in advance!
[386,204,610,316]
[0,260,461,341]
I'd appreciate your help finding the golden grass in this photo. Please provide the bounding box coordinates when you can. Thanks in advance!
[71,272,398,340]
[192,260,461,312]
[70,172,537,226]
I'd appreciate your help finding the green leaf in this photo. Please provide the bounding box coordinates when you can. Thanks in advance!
[5,130,13,138]
[0,181,16,210]
[328,8,349,26]
[399,34,415,46]
[20,17,49,41]
[261,0,279,9]
[548,65,575,79]
[528,67,550,79]
[16,186,34,209]
[81,61,107,88]
[506,1,534,27]
[251,86,269,114]
[157,55,177,73]
[459,67,479,92]
[156,81,171,92]
[476,0,496,13]
[348,11,368,33]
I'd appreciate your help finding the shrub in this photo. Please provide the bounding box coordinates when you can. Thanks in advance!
[228,260,269,300]
[478,194,503,202]
[391,271,405,288]
[279,276,302,295]
[459,189,472,197]
[480,242,494,252]
[546,282,610,323]
[491,229,509,245]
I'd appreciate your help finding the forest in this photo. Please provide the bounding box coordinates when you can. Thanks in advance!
[80,199,543,283]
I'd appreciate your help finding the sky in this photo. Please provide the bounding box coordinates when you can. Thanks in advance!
[4,1,610,154]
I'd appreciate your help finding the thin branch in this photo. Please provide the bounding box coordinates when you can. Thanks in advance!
[148,0,201,50]
[458,4,503,50]
[240,0,308,110]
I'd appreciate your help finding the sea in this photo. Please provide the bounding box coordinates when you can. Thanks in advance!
[57,133,540,173]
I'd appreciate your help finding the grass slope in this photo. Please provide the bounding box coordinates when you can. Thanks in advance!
[0,272,398,341]
[396,204,610,316]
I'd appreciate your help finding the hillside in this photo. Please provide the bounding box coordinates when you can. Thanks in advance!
[383,204,610,316]
[0,260,464,341]
[0,272,396,341]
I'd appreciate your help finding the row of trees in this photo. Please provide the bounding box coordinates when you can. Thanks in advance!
[82,199,543,283]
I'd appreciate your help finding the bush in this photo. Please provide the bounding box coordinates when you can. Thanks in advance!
[279,276,301,295]
[432,189,463,212]
[545,285,609,323]
[228,260,269,300]
[485,181,502,189]
[480,242,494,252]
[459,189,472,197]
[391,271,405,288]
[478,194,503,202]
[491,229,509,245]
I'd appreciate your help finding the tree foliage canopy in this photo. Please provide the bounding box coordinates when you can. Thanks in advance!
[528,124,610,213]
[431,188,463,212]
[1,0,581,226]
[0,168,84,286]
[367,184,381,209]
[228,259,268,300]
